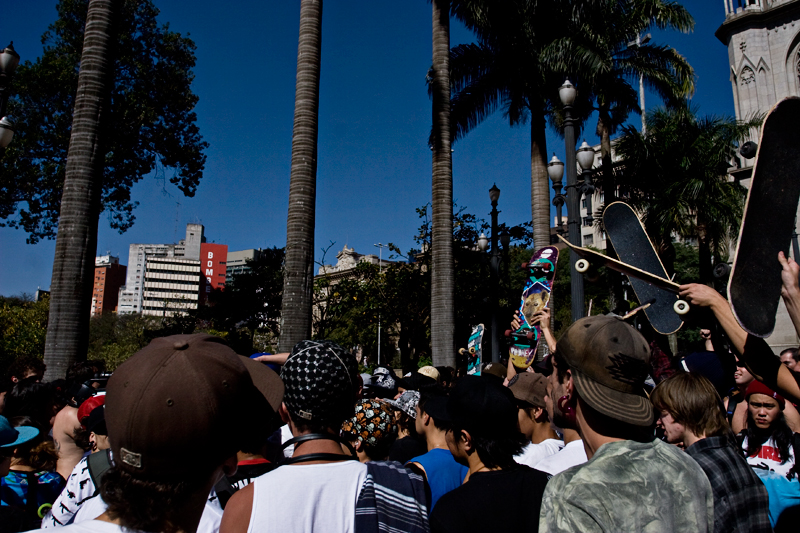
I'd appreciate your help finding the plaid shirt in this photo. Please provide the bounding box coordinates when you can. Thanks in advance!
[686,435,773,533]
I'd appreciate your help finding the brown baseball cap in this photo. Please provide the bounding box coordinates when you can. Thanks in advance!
[557,315,653,426]
[508,372,547,409]
[106,334,279,481]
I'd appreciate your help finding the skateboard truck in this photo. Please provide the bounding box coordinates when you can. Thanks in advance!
[458,347,477,355]
[504,329,535,341]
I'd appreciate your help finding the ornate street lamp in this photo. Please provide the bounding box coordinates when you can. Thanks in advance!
[476,184,507,363]
[557,79,585,323]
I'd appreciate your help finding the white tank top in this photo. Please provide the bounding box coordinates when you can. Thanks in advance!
[248,461,368,533]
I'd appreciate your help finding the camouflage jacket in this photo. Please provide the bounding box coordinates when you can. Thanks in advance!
[539,439,714,533]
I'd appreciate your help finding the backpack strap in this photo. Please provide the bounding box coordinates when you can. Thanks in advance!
[25,471,39,519]
[86,449,113,493]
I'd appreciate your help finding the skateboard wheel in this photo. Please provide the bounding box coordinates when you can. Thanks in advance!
[504,329,512,337]
[674,300,690,315]
[526,331,535,340]
[469,347,476,354]
[575,259,590,273]
[521,262,529,269]
[458,348,467,355]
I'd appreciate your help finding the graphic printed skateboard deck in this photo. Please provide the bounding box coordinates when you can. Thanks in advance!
[603,202,684,335]
[459,324,484,376]
[508,246,558,369]
[729,97,800,337]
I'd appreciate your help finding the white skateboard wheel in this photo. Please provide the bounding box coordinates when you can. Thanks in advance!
[674,300,690,315]
[575,259,590,273]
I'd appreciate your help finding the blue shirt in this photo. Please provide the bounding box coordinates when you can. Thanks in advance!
[408,448,468,511]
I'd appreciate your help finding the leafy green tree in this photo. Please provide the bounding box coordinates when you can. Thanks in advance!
[87,312,152,371]
[279,0,324,352]
[2,0,206,378]
[204,248,284,353]
[615,103,760,282]
[1,0,206,241]
[0,296,49,374]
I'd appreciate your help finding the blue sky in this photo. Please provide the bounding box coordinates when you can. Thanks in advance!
[0,1,734,296]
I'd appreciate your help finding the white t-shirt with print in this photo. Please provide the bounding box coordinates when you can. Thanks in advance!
[534,438,588,477]
[515,438,564,469]
[742,435,796,478]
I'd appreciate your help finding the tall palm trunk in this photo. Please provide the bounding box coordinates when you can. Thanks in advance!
[431,0,454,367]
[530,113,550,250]
[43,0,116,380]
[278,0,323,352]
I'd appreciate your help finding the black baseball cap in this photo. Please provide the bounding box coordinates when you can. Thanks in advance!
[445,375,519,438]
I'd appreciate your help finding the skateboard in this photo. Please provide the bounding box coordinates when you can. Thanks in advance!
[558,232,688,335]
[603,202,686,335]
[459,324,484,376]
[506,246,558,369]
[729,97,800,337]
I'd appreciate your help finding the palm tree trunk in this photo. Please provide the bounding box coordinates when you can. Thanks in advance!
[697,219,713,284]
[278,0,323,352]
[530,114,550,250]
[431,0,455,367]
[43,0,116,380]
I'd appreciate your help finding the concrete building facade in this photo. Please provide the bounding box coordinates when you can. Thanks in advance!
[91,255,127,316]
[226,248,263,283]
[118,224,206,315]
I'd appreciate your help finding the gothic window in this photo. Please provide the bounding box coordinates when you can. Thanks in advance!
[741,66,755,85]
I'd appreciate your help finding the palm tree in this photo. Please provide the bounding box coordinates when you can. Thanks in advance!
[550,0,695,208]
[43,0,117,380]
[449,1,574,253]
[278,0,323,352]
[614,102,761,282]
[431,0,455,367]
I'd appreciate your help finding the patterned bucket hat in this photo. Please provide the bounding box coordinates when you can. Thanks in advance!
[341,399,398,448]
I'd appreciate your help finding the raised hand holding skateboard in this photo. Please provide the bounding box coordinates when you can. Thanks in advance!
[506,246,558,368]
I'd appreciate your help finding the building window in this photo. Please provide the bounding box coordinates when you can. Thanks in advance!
[583,234,594,246]
[582,217,592,227]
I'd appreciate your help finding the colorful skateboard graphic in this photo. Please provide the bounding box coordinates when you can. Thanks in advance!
[729,97,800,337]
[507,246,558,369]
[459,324,484,376]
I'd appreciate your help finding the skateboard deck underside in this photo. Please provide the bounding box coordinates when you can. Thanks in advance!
[466,324,484,376]
[603,202,684,335]
[510,246,558,368]
[729,97,800,337]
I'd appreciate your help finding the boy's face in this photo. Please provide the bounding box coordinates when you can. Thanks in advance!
[655,410,685,444]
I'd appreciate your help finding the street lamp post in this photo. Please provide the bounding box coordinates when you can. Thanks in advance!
[477,184,509,363]
[374,242,387,366]
[627,33,652,134]
[559,80,585,323]
[0,42,20,148]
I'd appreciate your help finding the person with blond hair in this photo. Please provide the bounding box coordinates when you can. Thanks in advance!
[652,372,771,533]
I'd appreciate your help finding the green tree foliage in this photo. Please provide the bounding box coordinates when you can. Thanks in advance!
[86,312,152,370]
[0,0,207,242]
[202,247,284,354]
[0,296,49,373]
[313,205,533,372]
[615,103,760,281]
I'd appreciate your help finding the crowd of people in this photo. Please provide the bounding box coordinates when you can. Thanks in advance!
[1,251,800,532]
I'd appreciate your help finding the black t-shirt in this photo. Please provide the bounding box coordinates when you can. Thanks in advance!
[429,464,549,533]
[388,436,428,464]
